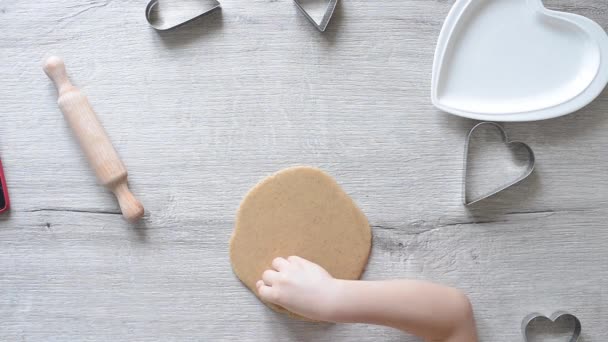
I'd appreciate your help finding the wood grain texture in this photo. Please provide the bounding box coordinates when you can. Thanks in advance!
[1,0,607,340]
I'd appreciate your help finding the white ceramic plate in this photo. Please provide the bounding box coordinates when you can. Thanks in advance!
[431,0,608,122]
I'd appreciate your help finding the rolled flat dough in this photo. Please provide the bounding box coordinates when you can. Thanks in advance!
[229,166,372,318]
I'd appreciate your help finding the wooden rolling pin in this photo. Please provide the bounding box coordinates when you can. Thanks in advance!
[44,56,144,222]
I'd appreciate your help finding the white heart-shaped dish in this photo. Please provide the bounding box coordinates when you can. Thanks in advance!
[431,0,608,121]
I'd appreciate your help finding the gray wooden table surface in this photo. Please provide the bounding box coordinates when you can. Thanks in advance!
[1,0,608,341]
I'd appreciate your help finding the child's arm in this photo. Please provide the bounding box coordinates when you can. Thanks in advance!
[256,256,477,342]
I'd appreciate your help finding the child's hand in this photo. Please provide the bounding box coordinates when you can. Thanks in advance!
[256,256,340,321]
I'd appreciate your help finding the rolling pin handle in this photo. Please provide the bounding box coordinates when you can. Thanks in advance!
[43,56,75,97]
[111,182,145,222]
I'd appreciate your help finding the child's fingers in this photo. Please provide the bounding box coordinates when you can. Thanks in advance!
[262,269,279,286]
[272,257,289,271]
[257,283,279,303]
[287,255,303,263]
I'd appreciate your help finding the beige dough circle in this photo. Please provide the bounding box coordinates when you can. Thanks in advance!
[229,166,372,318]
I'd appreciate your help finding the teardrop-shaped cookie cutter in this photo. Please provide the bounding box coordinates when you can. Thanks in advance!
[293,0,338,32]
[463,122,536,206]
[145,0,221,31]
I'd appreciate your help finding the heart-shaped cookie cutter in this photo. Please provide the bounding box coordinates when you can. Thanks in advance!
[145,0,221,31]
[293,0,338,32]
[463,122,535,206]
[522,312,581,342]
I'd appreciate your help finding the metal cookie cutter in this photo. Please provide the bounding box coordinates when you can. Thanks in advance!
[463,122,535,206]
[293,0,338,32]
[522,312,581,342]
[146,0,221,31]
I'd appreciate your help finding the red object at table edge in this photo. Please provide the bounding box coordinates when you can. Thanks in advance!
[0,158,9,213]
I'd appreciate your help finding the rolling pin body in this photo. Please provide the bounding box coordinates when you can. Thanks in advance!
[44,56,144,221]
